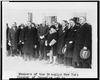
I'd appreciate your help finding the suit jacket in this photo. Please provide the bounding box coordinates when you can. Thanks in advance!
[73,23,92,64]
[18,28,25,44]
[22,27,37,54]
[37,25,49,45]
[8,27,18,49]
[6,27,10,50]
[57,26,68,55]
[23,27,37,44]
[64,25,79,58]
[37,25,49,39]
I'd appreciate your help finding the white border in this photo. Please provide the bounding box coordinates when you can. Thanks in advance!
[2,2,98,79]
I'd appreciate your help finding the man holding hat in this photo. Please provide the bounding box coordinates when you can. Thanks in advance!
[72,16,92,68]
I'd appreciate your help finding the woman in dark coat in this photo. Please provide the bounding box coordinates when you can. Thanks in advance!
[45,25,58,65]
[64,18,79,67]
[57,20,68,64]
[72,16,92,68]
[22,22,37,61]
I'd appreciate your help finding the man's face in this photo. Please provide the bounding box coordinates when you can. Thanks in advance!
[12,24,15,28]
[14,22,17,26]
[79,17,85,24]
[55,23,58,28]
[27,22,31,28]
[21,25,24,29]
[61,21,66,26]
[27,22,31,26]
[21,27,23,29]
[42,20,46,26]
[69,20,75,27]
[31,24,34,27]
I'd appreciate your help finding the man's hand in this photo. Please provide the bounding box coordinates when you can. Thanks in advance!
[65,44,67,47]
[19,40,21,42]
[69,41,73,44]
[22,42,24,44]
[34,45,37,48]
[42,36,45,39]
[40,36,45,39]
[40,36,42,39]
[83,46,87,50]
[8,42,11,46]
[41,36,45,39]
[45,40,47,46]
[49,43,52,46]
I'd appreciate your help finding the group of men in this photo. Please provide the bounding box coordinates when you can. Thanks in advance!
[6,16,92,68]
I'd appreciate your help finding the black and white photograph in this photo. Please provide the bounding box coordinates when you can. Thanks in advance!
[2,1,98,79]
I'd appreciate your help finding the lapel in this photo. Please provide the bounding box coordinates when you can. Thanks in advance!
[59,28,63,36]
[40,25,44,33]
[11,27,16,33]
[15,27,17,32]
[68,26,76,36]
[28,27,32,35]
[76,23,86,36]
[42,25,47,33]
[59,27,67,36]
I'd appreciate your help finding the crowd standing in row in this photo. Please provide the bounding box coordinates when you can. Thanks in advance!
[6,16,92,68]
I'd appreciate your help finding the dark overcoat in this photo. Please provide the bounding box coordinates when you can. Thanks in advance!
[18,27,26,43]
[64,26,79,58]
[73,23,92,64]
[8,27,18,50]
[6,27,10,50]
[57,26,68,55]
[46,32,58,56]
[17,27,25,50]
[22,27,37,55]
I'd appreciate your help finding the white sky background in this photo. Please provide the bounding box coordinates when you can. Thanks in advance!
[2,2,97,78]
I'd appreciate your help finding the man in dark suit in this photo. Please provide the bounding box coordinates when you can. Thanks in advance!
[57,20,68,64]
[8,23,18,56]
[72,16,92,68]
[64,18,79,67]
[22,21,37,61]
[6,23,10,56]
[37,20,49,60]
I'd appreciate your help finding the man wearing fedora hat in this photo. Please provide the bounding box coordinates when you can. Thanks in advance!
[72,16,92,68]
